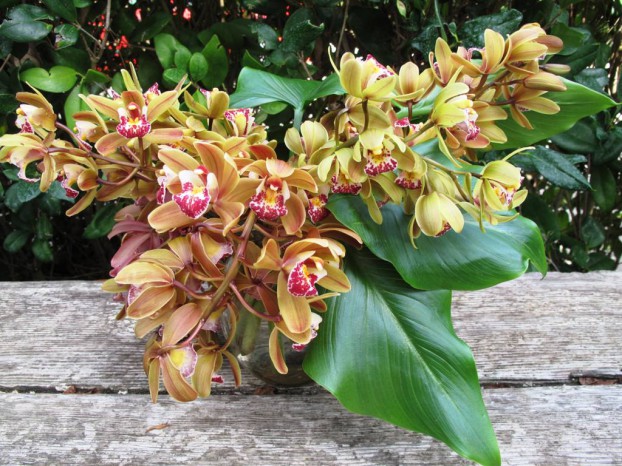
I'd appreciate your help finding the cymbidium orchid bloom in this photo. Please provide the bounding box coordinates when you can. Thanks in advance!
[504,83,560,129]
[285,120,335,166]
[224,108,255,136]
[414,191,465,237]
[13,89,56,136]
[245,158,317,234]
[86,85,183,155]
[394,62,435,104]
[474,160,527,212]
[452,29,507,77]
[254,237,350,334]
[504,24,563,75]
[336,53,397,101]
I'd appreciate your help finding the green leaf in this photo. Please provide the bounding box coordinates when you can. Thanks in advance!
[581,217,605,248]
[4,181,41,212]
[574,68,608,93]
[3,230,30,253]
[154,33,179,69]
[530,146,590,190]
[459,9,522,48]
[494,79,616,150]
[550,120,597,154]
[590,166,617,212]
[20,66,78,93]
[520,196,561,241]
[250,22,278,51]
[73,0,92,7]
[594,127,622,166]
[550,23,591,56]
[83,203,120,239]
[280,8,324,53]
[0,93,18,113]
[131,11,171,42]
[63,83,87,129]
[43,0,77,22]
[32,238,54,262]
[188,53,208,82]
[0,5,53,42]
[47,180,76,202]
[173,46,192,71]
[162,68,188,88]
[230,67,344,127]
[53,23,79,49]
[200,35,228,88]
[327,195,546,291]
[39,194,62,216]
[304,248,500,466]
[36,214,53,239]
[83,69,111,85]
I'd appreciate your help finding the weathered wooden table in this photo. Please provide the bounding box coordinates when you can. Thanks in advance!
[1,271,620,465]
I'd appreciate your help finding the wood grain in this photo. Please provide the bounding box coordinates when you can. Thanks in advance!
[0,272,620,391]
[1,386,620,465]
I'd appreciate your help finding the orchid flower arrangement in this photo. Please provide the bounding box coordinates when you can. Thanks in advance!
[0,23,613,465]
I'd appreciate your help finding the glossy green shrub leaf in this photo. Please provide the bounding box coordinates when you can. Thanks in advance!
[54,24,79,49]
[305,248,500,466]
[494,79,616,150]
[530,146,590,190]
[520,196,561,241]
[3,230,30,253]
[163,68,188,88]
[550,23,592,56]
[574,68,608,93]
[83,203,121,239]
[0,5,52,42]
[189,53,208,82]
[581,217,605,248]
[83,69,111,85]
[590,166,617,212]
[154,33,179,69]
[4,181,41,212]
[32,238,54,263]
[594,127,622,165]
[327,195,546,291]
[550,120,597,154]
[36,214,53,240]
[173,46,192,71]
[21,66,78,93]
[230,67,344,127]
[280,8,324,52]
[201,35,228,88]
[459,9,522,48]
[47,180,76,202]
[64,84,87,129]
[131,11,171,42]
[0,94,18,113]
[43,0,77,22]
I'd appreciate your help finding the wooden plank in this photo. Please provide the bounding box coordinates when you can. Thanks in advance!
[1,386,620,465]
[0,272,620,391]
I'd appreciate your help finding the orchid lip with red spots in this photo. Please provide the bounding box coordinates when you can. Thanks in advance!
[364,148,398,177]
[308,194,329,224]
[249,177,288,221]
[173,182,211,219]
[395,171,422,190]
[117,104,151,139]
[330,174,362,195]
[287,261,319,297]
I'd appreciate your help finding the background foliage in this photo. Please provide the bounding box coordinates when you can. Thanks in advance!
[0,0,620,279]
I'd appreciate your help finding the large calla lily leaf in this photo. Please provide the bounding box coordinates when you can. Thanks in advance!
[327,195,546,290]
[494,78,617,150]
[304,248,500,466]
[229,67,344,127]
